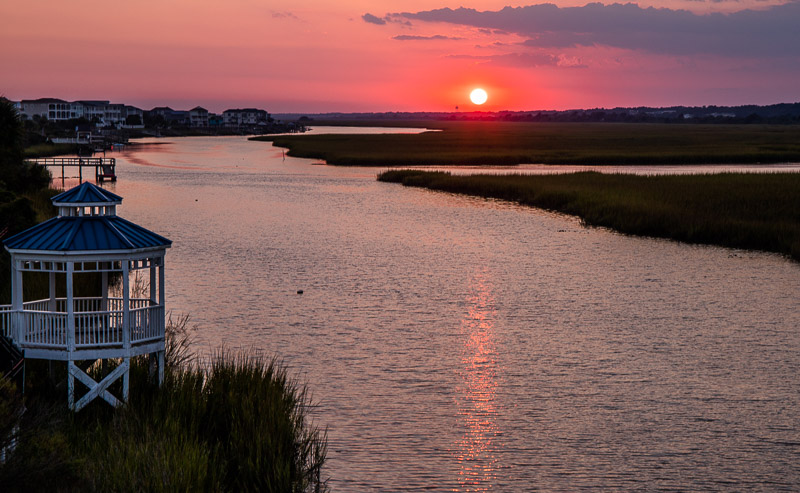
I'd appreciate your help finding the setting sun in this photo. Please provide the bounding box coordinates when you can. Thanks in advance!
[470,88,488,105]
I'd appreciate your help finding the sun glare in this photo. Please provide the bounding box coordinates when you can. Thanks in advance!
[470,88,488,105]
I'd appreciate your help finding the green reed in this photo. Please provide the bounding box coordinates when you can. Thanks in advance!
[378,170,800,261]
[1,318,328,492]
[23,143,78,158]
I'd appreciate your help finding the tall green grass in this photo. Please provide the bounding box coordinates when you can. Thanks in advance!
[252,122,800,166]
[23,143,77,158]
[379,170,800,261]
[1,318,328,492]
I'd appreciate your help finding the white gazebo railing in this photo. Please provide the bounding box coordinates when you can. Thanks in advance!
[1,297,165,353]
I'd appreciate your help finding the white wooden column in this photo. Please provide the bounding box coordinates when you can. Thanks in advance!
[48,271,57,312]
[100,270,109,312]
[66,262,75,409]
[122,261,131,404]
[11,256,23,342]
[122,261,130,351]
[150,261,157,305]
[158,257,166,386]
[66,263,75,352]
[158,258,165,306]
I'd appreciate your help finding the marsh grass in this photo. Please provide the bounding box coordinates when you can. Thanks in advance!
[1,316,328,492]
[73,351,327,493]
[252,122,800,167]
[23,143,77,158]
[379,170,800,261]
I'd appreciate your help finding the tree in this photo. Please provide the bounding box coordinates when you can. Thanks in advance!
[0,98,25,189]
[0,98,51,303]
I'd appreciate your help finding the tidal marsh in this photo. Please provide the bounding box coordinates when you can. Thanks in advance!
[378,169,800,261]
[253,122,800,166]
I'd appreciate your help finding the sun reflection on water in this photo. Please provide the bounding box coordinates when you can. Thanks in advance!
[455,271,502,491]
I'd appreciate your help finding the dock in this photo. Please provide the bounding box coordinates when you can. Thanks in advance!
[26,157,117,185]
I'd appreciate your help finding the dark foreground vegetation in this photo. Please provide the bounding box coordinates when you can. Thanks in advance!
[1,99,55,303]
[252,121,800,166]
[0,318,328,492]
[379,170,800,261]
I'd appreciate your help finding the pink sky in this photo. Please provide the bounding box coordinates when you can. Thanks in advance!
[2,0,798,113]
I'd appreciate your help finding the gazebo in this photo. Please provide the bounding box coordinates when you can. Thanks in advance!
[1,182,172,411]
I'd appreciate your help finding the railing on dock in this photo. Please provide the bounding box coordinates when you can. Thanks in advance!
[26,157,117,184]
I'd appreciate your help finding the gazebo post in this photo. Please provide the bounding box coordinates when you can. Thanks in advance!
[150,262,157,304]
[48,271,56,312]
[122,260,131,401]
[158,259,165,385]
[66,262,75,410]
[100,270,108,312]
[49,269,57,381]
[11,256,22,342]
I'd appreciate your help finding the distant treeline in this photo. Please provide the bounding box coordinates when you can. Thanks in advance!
[277,102,800,125]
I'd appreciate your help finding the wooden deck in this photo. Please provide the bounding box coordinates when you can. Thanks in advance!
[27,157,117,183]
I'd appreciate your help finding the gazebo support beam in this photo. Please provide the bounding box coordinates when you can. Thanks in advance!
[69,359,129,411]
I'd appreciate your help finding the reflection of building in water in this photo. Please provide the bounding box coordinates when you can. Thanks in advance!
[455,270,502,491]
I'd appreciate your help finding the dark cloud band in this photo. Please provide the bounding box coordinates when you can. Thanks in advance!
[388,2,800,58]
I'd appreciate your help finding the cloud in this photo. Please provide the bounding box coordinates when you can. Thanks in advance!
[362,13,386,25]
[447,52,581,68]
[271,11,299,20]
[389,2,800,58]
[393,34,463,41]
[478,28,509,36]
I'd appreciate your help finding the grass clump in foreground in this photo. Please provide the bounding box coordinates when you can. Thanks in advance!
[0,317,328,492]
[379,170,800,261]
[252,121,800,166]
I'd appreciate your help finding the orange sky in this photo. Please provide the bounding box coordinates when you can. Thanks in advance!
[1,0,797,113]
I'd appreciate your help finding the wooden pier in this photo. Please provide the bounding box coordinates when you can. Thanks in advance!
[27,157,117,184]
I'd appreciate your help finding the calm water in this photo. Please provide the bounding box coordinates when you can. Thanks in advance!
[99,134,800,491]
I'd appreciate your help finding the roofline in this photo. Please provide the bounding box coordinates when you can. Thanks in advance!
[52,200,122,207]
[5,245,171,257]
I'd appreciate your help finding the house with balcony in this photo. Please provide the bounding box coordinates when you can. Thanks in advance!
[222,108,269,127]
[19,98,81,121]
[189,107,209,127]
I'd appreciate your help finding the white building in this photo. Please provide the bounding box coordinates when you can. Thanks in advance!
[223,108,269,127]
[18,98,128,127]
[19,98,82,121]
[189,106,209,127]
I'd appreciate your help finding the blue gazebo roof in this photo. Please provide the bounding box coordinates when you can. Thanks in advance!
[3,216,171,253]
[52,182,122,206]
[3,182,170,254]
